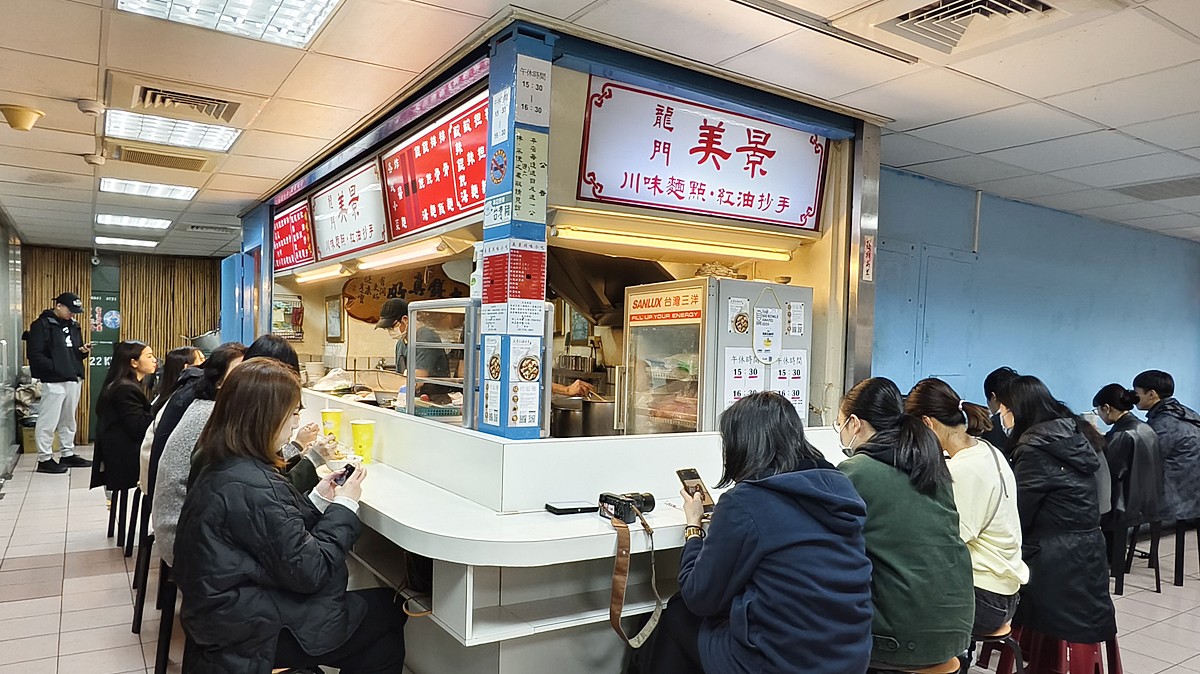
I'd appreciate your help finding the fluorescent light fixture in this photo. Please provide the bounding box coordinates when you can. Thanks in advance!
[553,226,793,262]
[100,178,198,201]
[96,214,173,230]
[295,263,352,284]
[96,236,159,248]
[117,0,341,49]
[358,239,450,271]
[105,109,241,152]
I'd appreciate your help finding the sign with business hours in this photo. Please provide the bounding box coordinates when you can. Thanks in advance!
[723,347,764,411]
[272,202,315,272]
[381,94,489,240]
[627,286,704,326]
[579,77,828,230]
[768,349,808,417]
[753,306,782,364]
[515,54,551,126]
[312,163,388,260]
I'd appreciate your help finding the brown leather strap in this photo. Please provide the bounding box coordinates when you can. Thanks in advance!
[609,509,663,648]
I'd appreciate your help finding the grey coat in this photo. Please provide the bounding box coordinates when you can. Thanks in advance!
[1145,398,1200,521]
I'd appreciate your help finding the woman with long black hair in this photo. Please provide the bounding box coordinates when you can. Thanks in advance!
[836,377,973,672]
[998,376,1116,645]
[91,341,158,492]
[1093,383,1163,530]
[151,345,202,415]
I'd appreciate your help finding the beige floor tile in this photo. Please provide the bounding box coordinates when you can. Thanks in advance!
[60,587,132,613]
[1119,648,1175,674]
[0,553,63,572]
[0,579,62,602]
[63,571,131,594]
[7,531,68,547]
[5,542,66,559]
[0,612,61,640]
[1163,611,1200,634]
[1128,590,1200,613]
[58,644,147,674]
[0,566,63,588]
[58,622,144,656]
[60,605,133,632]
[1122,630,1200,665]
[1117,611,1160,634]
[0,633,59,664]
[1119,596,1188,621]
[0,656,56,674]
[1140,621,1200,646]
[0,595,61,621]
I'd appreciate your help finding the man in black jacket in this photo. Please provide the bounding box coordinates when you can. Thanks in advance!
[26,292,93,474]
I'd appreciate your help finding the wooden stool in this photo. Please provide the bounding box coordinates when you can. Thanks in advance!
[974,623,1025,673]
[910,657,964,674]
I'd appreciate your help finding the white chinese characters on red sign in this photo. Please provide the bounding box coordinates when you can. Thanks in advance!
[628,287,704,326]
[579,78,828,230]
[272,201,315,272]
[311,163,388,261]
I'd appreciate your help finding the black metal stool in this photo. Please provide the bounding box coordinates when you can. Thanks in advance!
[1121,521,1162,594]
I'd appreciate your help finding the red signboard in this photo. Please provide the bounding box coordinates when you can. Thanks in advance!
[272,201,315,272]
[382,93,489,240]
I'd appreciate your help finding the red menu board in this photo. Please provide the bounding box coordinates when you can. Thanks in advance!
[272,201,315,272]
[381,93,489,240]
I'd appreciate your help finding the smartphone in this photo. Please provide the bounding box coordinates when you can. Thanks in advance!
[545,501,599,515]
[333,463,356,486]
[676,468,715,515]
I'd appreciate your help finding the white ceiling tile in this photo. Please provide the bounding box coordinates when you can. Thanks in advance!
[205,173,279,195]
[0,196,91,215]
[426,0,595,18]
[1170,226,1200,242]
[1029,189,1142,212]
[219,155,299,180]
[196,189,260,208]
[106,12,303,97]
[1045,61,1200,127]
[1185,147,1200,161]
[950,10,1200,99]
[981,131,1163,173]
[974,174,1091,200]
[0,48,98,101]
[907,103,1100,153]
[0,146,94,175]
[579,0,798,66]
[234,130,330,163]
[186,200,247,217]
[313,0,482,72]
[275,54,418,112]
[0,0,101,64]
[774,0,867,19]
[0,165,92,189]
[1050,153,1200,188]
[1079,201,1183,222]
[1124,112,1200,152]
[0,90,99,135]
[903,155,1031,187]
[1146,0,1200,38]
[880,133,967,167]
[253,99,367,139]
[0,127,96,156]
[836,67,1026,132]
[1155,195,1200,212]
[0,182,93,202]
[1123,212,1200,231]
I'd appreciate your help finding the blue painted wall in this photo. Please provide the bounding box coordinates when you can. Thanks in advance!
[874,168,1200,413]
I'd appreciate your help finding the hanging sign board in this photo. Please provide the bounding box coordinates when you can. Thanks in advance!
[627,286,704,326]
[312,163,388,260]
[381,93,489,241]
[272,201,316,272]
[578,77,828,230]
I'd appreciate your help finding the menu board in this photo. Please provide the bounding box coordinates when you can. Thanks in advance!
[381,93,489,240]
[311,163,388,261]
[272,201,315,272]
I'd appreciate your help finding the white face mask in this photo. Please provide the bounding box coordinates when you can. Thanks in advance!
[836,417,859,456]
[998,406,1013,436]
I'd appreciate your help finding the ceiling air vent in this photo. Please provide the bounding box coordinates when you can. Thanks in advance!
[187,224,241,235]
[879,0,1055,53]
[134,86,237,124]
[105,140,215,172]
[1113,176,1200,201]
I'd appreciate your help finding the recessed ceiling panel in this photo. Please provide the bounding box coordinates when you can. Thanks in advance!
[1045,61,1200,128]
[116,0,340,49]
[0,166,93,189]
[312,0,482,72]
[0,182,93,203]
[579,0,800,66]
[234,130,329,163]
[973,173,1090,200]
[837,67,1025,132]
[0,146,95,176]
[1155,195,1200,213]
[0,90,97,135]
[774,0,870,20]
[1146,0,1200,39]
[0,197,92,215]
[206,173,280,195]
[275,54,417,111]
[1123,212,1200,231]
[981,131,1162,173]
[1124,111,1200,152]
[0,48,99,101]
[903,154,1030,186]
[907,103,1099,153]
[0,127,97,156]
[253,99,366,139]
[880,132,967,167]
[1079,201,1183,222]
[1029,189,1141,212]
[220,155,300,180]
[1050,153,1200,188]
[0,0,101,65]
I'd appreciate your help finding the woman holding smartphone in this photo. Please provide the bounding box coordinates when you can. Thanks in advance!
[649,391,873,674]
[174,359,407,673]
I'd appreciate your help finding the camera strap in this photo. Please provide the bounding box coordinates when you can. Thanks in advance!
[608,508,663,648]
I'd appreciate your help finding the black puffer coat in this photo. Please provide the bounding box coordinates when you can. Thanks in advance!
[1011,418,1116,643]
[1145,398,1200,521]
[91,380,153,490]
[1104,413,1163,529]
[175,456,366,674]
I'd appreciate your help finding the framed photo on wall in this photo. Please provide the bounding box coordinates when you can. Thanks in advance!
[325,295,344,343]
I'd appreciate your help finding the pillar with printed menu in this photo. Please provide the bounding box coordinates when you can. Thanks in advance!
[478,24,555,440]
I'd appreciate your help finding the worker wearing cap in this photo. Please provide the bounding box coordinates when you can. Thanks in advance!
[376,298,451,399]
[26,292,94,474]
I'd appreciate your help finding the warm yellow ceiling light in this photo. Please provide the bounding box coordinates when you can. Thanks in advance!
[0,104,45,131]
[553,225,794,262]
[357,236,474,272]
[295,263,353,284]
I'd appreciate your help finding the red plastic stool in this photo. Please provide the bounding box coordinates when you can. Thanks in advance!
[981,628,1122,674]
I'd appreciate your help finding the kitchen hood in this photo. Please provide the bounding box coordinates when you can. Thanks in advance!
[547,246,673,327]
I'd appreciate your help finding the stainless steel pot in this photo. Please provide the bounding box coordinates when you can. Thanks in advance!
[550,398,583,438]
[581,398,618,436]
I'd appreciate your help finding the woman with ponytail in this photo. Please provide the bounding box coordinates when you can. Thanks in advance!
[1093,384,1163,530]
[836,377,974,671]
[906,378,1028,636]
[998,376,1116,645]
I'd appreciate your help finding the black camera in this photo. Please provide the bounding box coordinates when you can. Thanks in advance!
[598,492,656,524]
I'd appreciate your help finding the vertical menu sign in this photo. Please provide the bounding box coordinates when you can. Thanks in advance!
[381,93,489,240]
[272,202,315,272]
[311,163,388,261]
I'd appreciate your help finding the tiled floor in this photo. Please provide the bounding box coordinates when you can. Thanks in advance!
[3,448,1200,674]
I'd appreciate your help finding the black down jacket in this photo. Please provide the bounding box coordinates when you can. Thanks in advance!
[1104,413,1164,529]
[91,380,153,491]
[1145,398,1200,521]
[174,456,366,674]
[1011,418,1116,643]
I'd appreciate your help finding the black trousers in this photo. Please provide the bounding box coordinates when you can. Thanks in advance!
[646,594,706,674]
[274,588,408,674]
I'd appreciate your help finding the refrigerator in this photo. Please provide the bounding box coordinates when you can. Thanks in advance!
[618,278,813,435]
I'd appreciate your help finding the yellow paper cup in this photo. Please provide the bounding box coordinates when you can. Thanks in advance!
[321,408,344,442]
[350,419,376,464]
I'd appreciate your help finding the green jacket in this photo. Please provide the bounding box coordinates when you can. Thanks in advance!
[840,453,974,668]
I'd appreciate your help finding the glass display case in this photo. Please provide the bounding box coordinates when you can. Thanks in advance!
[405,298,478,428]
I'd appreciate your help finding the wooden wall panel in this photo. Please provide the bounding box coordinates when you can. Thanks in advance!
[21,247,93,444]
[119,255,222,362]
